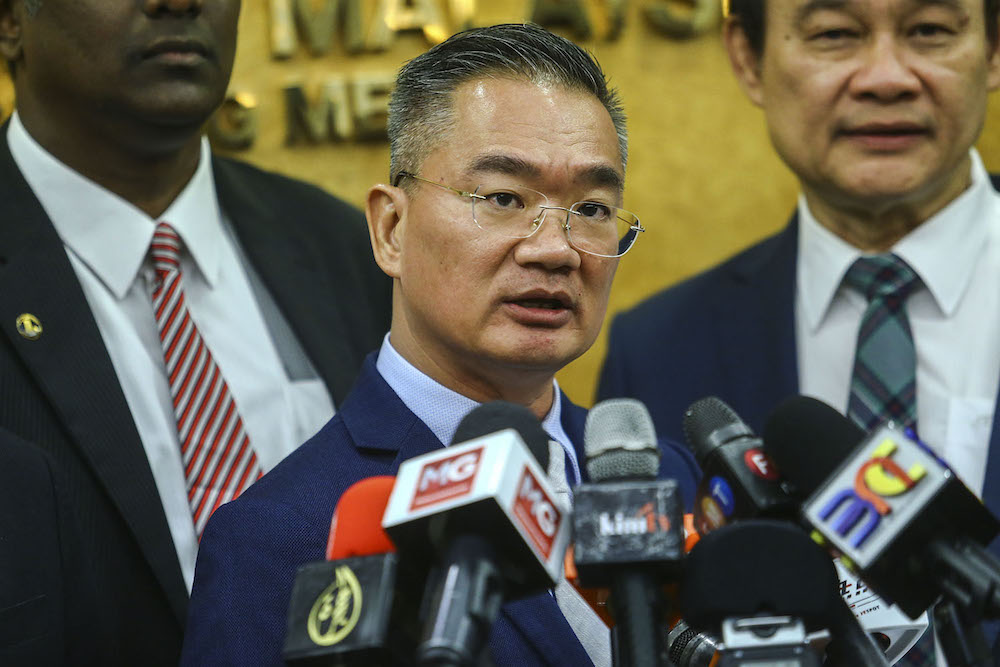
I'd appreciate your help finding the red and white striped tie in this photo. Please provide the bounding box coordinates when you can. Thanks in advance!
[150,222,263,538]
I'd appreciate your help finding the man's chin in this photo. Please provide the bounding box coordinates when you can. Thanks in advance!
[126,81,227,128]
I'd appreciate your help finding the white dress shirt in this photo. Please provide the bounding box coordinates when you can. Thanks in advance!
[8,112,335,590]
[796,149,1000,496]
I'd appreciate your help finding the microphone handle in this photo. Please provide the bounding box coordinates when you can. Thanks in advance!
[417,534,505,667]
[609,568,671,667]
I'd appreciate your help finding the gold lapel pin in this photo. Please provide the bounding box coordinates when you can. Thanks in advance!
[16,313,43,341]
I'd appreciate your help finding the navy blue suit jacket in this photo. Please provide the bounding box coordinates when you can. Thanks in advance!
[182,354,698,666]
[597,209,1000,545]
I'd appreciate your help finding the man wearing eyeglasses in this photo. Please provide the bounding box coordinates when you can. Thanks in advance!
[181,23,698,667]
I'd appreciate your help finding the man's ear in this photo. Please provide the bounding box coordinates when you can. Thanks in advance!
[366,183,407,279]
[723,15,765,107]
[0,0,24,65]
[987,18,1000,92]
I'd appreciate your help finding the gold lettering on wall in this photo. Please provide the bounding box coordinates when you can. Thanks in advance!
[208,92,260,150]
[445,0,477,31]
[643,0,721,38]
[351,73,395,139]
[603,0,627,40]
[269,0,366,58]
[368,0,450,51]
[530,0,593,40]
[283,74,393,144]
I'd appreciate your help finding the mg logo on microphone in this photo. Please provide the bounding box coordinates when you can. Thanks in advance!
[513,466,561,560]
[410,446,484,511]
[815,436,926,549]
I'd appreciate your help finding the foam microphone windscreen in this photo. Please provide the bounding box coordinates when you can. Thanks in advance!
[453,400,550,471]
[326,475,397,560]
[680,519,840,633]
[762,395,866,496]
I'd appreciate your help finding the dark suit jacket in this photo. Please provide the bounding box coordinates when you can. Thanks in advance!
[181,353,699,666]
[0,427,106,666]
[0,126,392,665]
[597,182,1000,538]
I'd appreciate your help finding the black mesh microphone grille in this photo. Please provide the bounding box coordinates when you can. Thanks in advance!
[452,401,550,470]
[682,397,753,463]
[584,398,660,481]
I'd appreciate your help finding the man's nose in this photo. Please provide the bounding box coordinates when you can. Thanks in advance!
[144,0,204,16]
[849,35,922,101]
[513,210,583,271]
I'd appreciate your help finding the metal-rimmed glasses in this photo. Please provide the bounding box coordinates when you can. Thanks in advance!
[395,171,644,258]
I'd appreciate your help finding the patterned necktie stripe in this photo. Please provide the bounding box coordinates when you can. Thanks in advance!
[844,253,934,666]
[845,254,920,432]
[150,222,263,537]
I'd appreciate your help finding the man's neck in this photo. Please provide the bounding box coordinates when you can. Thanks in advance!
[15,106,203,219]
[389,330,558,419]
[802,161,973,253]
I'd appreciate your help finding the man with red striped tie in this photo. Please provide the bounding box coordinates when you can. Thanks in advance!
[0,0,391,664]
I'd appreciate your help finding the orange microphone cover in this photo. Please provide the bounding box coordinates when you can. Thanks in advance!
[325,476,397,561]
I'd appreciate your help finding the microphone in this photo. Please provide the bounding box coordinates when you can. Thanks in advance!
[683,397,797,535]
[283,476,422,666]
[680,519,888,667]
[764,396,1000,663]
[573,398,686,667]
[382,401,569,667]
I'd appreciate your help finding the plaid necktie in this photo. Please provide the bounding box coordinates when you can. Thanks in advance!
[845,254,921,432]
[844,253,935,666]
[150,222,263,538]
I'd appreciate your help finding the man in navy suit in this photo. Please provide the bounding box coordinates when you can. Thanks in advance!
[599,0,1000,662]
[182,23,698,666]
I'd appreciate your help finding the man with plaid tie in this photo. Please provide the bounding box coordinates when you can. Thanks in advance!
[598,0,1000,663]
[0,0,391,664]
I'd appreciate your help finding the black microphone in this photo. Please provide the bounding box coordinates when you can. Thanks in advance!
[382,401,568,667]
[283,476,422,666]
[680,519,855,667]
[683,397,798,535]
[764,396,1000,663]
[573,398,686,667]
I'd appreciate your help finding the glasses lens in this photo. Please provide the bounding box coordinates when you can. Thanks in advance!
[471,184,547,239]
[567,202,640,258]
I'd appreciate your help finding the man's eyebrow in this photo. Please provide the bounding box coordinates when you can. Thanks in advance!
[906,0,967,15]
[580,164,625,192]
[795,0,850,26]
[795,0,966,25]
[466,154,624,191]
[467,154,541,179]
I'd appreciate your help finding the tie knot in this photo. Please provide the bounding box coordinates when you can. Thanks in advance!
[151,222,182,276]
[843,253,920,302]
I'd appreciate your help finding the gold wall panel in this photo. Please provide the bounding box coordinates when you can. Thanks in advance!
[3,1,999,412]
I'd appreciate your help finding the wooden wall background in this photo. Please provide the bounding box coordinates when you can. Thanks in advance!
[3,1,999,411]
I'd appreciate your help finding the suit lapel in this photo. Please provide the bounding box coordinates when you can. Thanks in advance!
[0,136,188,623]
[338,354,445,464]
[212,158,360,405]
[717,218,800,433]
[980,396,1000,551]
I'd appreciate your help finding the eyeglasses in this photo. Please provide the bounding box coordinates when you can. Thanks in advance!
[395,171,644,258]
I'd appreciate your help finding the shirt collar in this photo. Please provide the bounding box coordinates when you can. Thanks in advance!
[375,333,568,448]
[7,111,224,299]
[797,149,992,330]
